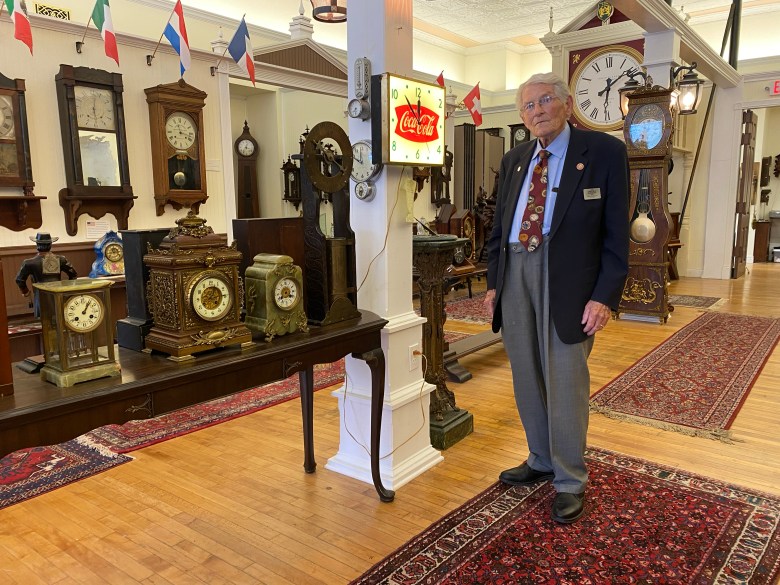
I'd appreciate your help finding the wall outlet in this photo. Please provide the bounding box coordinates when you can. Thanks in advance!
[409,343,421,371]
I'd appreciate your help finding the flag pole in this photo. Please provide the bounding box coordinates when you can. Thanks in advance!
[210,15,244,77]
[146,3,178,66]
[76,17,93,54]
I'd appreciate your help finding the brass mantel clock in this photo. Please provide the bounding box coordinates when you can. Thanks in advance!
[143,212,252,360]
[35,279,121,387]
[617,81,674,322]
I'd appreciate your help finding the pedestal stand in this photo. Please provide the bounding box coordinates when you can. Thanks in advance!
[412,235,473,449]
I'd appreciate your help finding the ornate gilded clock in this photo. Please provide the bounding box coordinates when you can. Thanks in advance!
[143,212,253,360]
[145,80,208,216]
[89,230,124,277]
[55,65,135,236]
[617,82,674,323]
[370,73,446,166]
[568,44,643,131]
[245,253,308,341]
[34,279,121,387]
[235,120,259,218]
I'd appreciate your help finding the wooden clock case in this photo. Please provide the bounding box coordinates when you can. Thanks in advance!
[234,121,260,218]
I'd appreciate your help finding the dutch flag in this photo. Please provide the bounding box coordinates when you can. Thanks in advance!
[163,0,191,76]
[227,17,255,86]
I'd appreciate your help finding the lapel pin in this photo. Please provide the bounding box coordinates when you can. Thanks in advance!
[576,163,585,171]
[517,165,523,172]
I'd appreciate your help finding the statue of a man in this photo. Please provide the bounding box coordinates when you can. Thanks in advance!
[16,233,78,317]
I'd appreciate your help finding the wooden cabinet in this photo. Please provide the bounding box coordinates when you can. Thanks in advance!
[753,220,770,262]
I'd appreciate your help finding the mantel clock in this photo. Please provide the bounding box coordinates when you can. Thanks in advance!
[245,253,308,341]
[617,83,674,322]
[143,212,253,360]
[89,230,124,277]
[55,65,135,236]
[370,73,446,166]
[145,79,208,216]
[35,279,121,387]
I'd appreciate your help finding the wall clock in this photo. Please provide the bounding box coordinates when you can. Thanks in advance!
[145,80,208,216]
[350,139,382,201]
[55,65,135,236]
[34,279,121,387]
[89,230,124,277]
[508,123,531,148]
[245,253,308,341]
[234,120,259,218]
[370,73,446,166]
[143,212,253,361]
[617,84,674,323]
[281,156,302,210]
[568,44,643,131]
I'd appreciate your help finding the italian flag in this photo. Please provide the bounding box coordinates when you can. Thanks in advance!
[91,0,119,65]
[3,0,33,54]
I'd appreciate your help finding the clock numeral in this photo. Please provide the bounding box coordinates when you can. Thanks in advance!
[416,150,420,160]
[605,56,613,67]
[620,58,627,68]
[577,90,588,96]
[391,141,396,151]
[392,89,398,99]
[604,110,611,121]
[590,108,599,120]
[581,77,592,83]
[580,99,591,110]
[591,63,601,73]
[416,87,421,98]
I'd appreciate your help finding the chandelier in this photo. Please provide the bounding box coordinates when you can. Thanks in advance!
[310,0,347,23]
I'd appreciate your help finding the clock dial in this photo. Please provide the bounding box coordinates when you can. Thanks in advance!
[165,112,197,151]
[463,216,474,237]
[0,95,15,139]
[191,274,233,322]
[104,242,123,263]
[628,104,665,150]
[453,246,465,265]
[514,128,526,143]
[63,294,104,333]
[274,277,300,310]
[74,86,116,131]
[570,46,642,131]
[351,140,381,182]
[237,138,255,156]
[383,74,446,166]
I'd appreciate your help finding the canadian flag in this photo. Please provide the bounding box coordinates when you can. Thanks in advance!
[463,82,482,126]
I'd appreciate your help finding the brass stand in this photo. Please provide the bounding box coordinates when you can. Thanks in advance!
[412,235,474,450]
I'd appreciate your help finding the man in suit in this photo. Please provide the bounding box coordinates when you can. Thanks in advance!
[483,72,629,523]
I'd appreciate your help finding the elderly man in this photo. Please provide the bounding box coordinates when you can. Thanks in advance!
[484,72,629,523]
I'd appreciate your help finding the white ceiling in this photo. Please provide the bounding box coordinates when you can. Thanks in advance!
[187,0,778,56]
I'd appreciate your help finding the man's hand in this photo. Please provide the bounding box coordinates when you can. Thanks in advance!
[483,289,497,318]
[582,300,611,336]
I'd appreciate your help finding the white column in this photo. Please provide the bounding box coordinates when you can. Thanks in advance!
[325,0,442,490]
[211,34,237,242]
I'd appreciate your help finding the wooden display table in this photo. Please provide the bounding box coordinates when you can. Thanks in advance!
[0,311,393,502]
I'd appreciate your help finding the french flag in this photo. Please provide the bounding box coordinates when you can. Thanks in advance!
[227,17,255,86]
[163,0,190,76]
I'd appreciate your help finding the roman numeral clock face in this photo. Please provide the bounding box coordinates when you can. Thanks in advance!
[570,46,643,131]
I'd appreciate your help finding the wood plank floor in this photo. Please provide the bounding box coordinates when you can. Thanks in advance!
[1,264,779,584]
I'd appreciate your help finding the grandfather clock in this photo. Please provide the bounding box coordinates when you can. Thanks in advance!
[234,121,260,218]
[617,80,674,323]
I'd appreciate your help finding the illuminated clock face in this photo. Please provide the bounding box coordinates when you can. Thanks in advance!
[191,275,233,321]
[274,277,300,310]
[165,112,197,151]
[385,74,446,166]
[628,104,665,150]
[570,46,643,131]
[63,294,104,333]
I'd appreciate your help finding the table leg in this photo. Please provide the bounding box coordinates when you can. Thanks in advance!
[353,347,395,502]
[299,366,316,473]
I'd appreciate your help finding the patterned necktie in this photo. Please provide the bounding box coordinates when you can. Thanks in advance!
[518,149,549,252]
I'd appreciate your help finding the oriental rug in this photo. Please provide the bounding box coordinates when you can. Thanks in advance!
[353,447,780,585]
[591,312,780,442]
[669,294,727,309]
[441,291,491,324]
[0,437,131,510]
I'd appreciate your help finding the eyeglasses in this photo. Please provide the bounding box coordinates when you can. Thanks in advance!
[521,94,559,113]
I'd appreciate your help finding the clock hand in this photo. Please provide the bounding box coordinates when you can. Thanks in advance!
[597,71,629,97]
[417,97,422,122]
[405,96,421,125]
[82,300,92,315]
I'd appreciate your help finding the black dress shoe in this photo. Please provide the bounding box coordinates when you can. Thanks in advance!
[499,462,554,486]
[551,492,585,524]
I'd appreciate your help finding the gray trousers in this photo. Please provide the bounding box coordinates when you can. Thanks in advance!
[500,241,594,494]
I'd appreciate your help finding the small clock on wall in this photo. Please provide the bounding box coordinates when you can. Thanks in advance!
[508,123,531,148]
[55,65,135,236]
[568,44,643,131]
[370,73,446,167]
[145,79,208,216]
[234,120,259,218]
[350,139,382,202]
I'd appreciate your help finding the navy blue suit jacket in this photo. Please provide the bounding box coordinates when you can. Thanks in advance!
[486,124,630,344]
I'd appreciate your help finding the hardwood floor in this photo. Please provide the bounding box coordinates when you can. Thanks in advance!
[1,264,779,584]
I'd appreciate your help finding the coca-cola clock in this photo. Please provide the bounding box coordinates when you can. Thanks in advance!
[370,73,446,167]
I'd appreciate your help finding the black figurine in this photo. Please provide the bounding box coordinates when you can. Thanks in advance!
[15,233,78,317]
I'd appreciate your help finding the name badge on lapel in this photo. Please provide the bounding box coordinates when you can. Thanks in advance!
[583,188,601,200]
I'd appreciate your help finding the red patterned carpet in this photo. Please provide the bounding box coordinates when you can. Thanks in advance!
[353,447,780,584]
[442,291,491,323]
[591,312,780,441]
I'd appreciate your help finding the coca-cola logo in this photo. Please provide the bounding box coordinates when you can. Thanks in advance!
[394,105,440,143]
